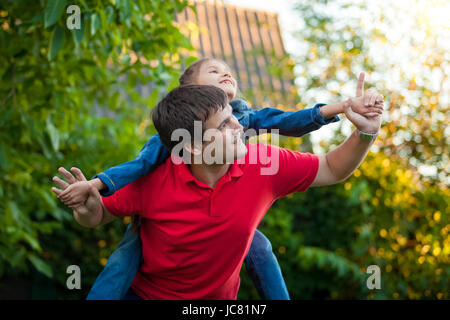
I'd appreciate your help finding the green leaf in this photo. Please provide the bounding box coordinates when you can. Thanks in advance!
[30,13,44,23]
[127,71,137,89]
[167,78,178,91]
[22,232,42,251]
[44,0,68,28]
[8,201,21,224]
[147,89,159,109]
[0,145,9,170]
[107,91,121,110]
[132,11,143,30]
[41,189,56,211]
[105,6,115,25]
[28,255,53,278]
[185,55,199,66]
[53,207,72,222]
[46,115,60,151]
[48,26,64,60]
[90,13,101,36]
[73,17,85,45]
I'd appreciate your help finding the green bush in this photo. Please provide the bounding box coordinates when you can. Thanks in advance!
[0,0,194,299]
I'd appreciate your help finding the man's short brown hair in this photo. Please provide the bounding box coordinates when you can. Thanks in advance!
[152,85,228,151]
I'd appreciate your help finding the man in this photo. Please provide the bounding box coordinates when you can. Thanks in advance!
[52,75,384,299]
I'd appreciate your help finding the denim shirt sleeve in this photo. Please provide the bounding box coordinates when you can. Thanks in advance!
[310,103,341,126]
[246,102,340,137]
[230,99,252,129]
[93,133,170,196]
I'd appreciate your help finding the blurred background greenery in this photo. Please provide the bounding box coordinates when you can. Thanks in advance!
[0,0,448,300]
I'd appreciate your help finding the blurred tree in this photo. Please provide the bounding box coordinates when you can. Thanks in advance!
[240,0,449,300]
[0,0,194,299]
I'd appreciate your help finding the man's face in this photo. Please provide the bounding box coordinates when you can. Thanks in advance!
[201,104,247,164]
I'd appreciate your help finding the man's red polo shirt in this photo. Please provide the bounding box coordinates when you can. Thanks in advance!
[102,143,319,299]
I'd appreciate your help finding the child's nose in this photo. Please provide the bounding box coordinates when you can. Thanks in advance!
[232,118,243,131]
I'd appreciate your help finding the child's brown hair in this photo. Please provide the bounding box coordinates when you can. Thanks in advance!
[178,57,214,86]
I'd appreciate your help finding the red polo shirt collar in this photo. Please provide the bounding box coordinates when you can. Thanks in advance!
[172,155,244,187]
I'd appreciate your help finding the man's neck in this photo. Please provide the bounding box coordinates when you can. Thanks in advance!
[188,163,231,189]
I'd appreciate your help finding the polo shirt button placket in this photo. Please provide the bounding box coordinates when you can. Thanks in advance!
[208,189,214,217]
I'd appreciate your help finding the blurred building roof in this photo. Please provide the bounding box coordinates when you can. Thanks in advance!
[175,0,298,107]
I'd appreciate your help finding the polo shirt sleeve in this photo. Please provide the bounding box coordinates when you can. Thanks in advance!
[101,179,142,217]
[268,145,319,199]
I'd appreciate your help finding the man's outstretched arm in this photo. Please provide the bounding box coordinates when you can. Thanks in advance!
[311,72,385,187]
[311,128,377,187]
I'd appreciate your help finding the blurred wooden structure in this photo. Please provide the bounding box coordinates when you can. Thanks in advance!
[175,0,298,107]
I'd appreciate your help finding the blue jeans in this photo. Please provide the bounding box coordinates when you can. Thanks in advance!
[87,222,290,300]
[122,287,143,300]
[244,229,290,300]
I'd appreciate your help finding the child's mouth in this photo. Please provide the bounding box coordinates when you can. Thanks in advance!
[220,79,233,86]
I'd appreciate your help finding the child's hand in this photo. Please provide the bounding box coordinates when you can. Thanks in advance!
[52,167,104,227]
[53,167,92,207]
[350,89,384,117]
[349,72,384,118]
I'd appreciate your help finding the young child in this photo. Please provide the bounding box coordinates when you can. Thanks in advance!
[55,58,383,300]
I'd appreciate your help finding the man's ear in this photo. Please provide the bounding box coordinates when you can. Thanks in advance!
[184,141,202,156]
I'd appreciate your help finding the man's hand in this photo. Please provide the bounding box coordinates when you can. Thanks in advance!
[312,72,385,187]
[344,72,384,134]
[52,167,104,228]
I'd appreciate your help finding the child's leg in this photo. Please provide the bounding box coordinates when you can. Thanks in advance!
[86,220,142,300]
[244,229,290,300]
[121,287,144,300]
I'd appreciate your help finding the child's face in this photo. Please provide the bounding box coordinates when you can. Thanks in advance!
[194,60,237,102]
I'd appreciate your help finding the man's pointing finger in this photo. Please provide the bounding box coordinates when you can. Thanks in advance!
[356,72,365,97]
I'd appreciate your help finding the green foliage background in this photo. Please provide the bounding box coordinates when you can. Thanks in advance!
[0,0,448,299]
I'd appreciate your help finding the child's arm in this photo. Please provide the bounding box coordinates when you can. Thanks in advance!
[249,103,340,137]
[231,98,382,137]
[58,133,170,206]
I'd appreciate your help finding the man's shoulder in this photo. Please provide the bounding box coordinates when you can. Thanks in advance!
[135,156,173,185]
[236,143,282,168]
[240,143,302,160]
[237,143,318,169]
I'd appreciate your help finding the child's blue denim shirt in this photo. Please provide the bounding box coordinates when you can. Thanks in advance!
[86,100,339,300]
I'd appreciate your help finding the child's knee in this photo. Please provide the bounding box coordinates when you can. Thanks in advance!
[252,229,273,255]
